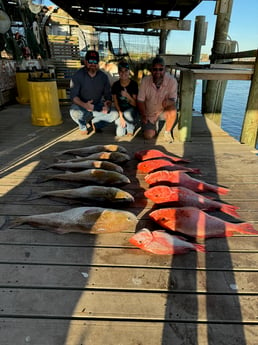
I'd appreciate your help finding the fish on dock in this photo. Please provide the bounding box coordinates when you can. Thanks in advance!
[60,151,130,163]
[129,228,205,255]
[6,207,138,234]
[46,160,124,174]
[56,144,128,156]
[137,159,200,174]
[149,206,258,239]
[27,185,135,205]
[145,170,229,195]
[144,185,240,218]
[135,149,190,163]
[38,169,131,185]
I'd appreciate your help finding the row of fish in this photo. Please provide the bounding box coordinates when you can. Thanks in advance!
[35,144,134,204]
[129,148,258,255]
[6,144,138,234]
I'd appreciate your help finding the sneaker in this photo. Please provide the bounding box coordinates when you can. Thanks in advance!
[80,130,88,135]
[164,131,173,143]
[155,120,160,132]
[92,124,103,133]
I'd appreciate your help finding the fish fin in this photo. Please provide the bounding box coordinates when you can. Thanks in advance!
[193,243,206,252]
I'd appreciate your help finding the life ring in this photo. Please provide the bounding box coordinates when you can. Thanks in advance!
[0,10,11,34]
[32,21,40,44]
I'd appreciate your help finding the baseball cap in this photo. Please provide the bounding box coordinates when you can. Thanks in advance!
[85,50,99,64]
[152,56,165,66]
[118,61,129,70]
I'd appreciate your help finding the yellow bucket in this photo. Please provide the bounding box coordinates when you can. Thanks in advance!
[57,88,68,104]
[28,79,62,126]
[16,72,30,104]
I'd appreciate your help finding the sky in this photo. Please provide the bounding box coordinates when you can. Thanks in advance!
[41,0,258,55]
[168,0,258,55]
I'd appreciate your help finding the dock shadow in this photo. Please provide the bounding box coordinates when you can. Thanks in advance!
[160,115,248,344]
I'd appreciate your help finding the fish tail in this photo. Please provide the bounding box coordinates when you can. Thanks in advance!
[216,186,230,195]
[23,189,41,201]
[0,216,10,230]
[220,204,240,218]
[237,223,258,235]
[36,175,52,183]
[193,243,206,252]
[54,150,68,156]
[0,216,23,230]
[190,168,201,174]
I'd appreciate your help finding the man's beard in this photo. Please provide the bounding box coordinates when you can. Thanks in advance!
[153,75,163,87]
[88,66,98,74]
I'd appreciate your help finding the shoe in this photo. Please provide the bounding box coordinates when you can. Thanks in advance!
[92,123,103,133]
[164,131,173,143]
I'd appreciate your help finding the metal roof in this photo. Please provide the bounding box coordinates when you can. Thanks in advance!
[50,0,209,32]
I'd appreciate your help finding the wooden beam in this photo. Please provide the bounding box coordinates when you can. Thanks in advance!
[178,70,194,142]
[240,52,258,147]
[211,49,257,61]
[94,27,160,36]
[140,19,191,31]
[191,69,253,80]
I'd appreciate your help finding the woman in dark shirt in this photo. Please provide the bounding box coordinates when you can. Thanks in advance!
[112,61,139,137]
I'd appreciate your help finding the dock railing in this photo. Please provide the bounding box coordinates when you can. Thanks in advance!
[176,49,258,148]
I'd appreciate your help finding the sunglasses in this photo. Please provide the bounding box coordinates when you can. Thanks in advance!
[87,59,98,64]
[152,67,164,72]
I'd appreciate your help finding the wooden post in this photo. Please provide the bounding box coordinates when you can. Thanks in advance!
[191,16,206,64]
[203,0,233,126]
[178,70,194,142]
[159,29,167,54]
[240,51,258,148]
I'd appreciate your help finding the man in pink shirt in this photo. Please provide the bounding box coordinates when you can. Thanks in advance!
[137,56,178,142]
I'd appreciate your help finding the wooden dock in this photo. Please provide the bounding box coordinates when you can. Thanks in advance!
[0,104,257,345]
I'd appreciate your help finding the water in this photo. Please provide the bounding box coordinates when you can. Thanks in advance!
[193,80,257,147]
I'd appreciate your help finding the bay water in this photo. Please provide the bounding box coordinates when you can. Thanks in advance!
[193,80,257,148]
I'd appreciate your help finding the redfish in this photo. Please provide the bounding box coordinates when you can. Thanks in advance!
[137,159,200,174]
[144,185,240,218]
[129,228,205,255]
[149,207,258,239]
[135,149,190,163]
[69,151,130,163]
[145,170,229,195]
[27,186,134,205]
[7,207,138,234]
[56,144,128,156]
[46,160,123,173]
[39,169,130,185]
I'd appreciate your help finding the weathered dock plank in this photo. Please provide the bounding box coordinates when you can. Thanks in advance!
[0,104,257,345]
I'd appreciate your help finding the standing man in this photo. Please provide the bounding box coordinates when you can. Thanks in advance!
[69,50,118,134]
[137,56,178,142]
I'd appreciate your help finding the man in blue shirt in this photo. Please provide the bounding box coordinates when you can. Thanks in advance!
[70,50,118,134]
